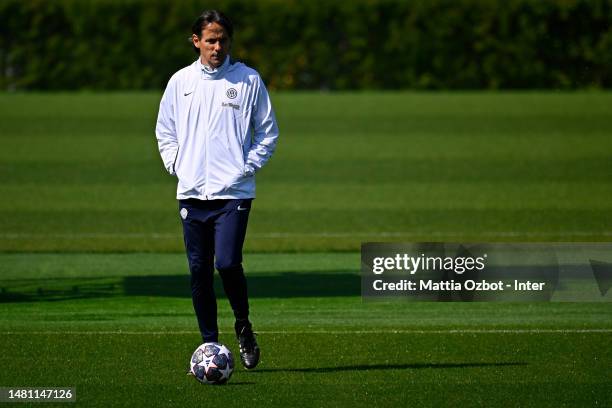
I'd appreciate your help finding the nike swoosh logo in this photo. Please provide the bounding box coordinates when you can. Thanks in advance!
[237,205,249,211]
[184,92,193,96]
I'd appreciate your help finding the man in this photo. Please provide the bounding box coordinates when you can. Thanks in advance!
[155,10,279,370]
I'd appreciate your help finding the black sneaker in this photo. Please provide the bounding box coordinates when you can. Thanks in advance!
[237,326,260,369]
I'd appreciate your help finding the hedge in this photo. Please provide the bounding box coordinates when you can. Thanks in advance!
[1,0,611,90]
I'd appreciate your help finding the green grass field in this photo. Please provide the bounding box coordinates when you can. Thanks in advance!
[0,92,611,406]
[1,253,610,407]
[0,92,611,251]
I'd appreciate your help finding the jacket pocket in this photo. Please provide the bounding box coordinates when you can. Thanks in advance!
[224,170,245,190]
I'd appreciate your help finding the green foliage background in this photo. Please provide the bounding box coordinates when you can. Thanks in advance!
[1,0,611,90]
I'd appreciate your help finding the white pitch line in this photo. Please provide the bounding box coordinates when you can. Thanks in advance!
[253,231,612,238]
[1,329,611,335]
[1,231,612,239]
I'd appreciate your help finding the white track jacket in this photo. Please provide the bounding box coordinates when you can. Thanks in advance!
[155,56,279,200]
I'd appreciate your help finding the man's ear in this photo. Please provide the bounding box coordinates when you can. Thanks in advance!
[192,34,201,50]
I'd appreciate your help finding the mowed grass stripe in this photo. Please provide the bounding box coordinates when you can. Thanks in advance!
[1,253,610,333]
[1,92,611,251]
[3,329,611,335]
[0,331,609,407]
[3,231,612,239]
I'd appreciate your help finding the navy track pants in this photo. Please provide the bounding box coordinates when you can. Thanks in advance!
[179,198,252,342]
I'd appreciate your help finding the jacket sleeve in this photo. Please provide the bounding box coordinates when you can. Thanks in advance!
[245,75,279,175]
[155,77,179,176]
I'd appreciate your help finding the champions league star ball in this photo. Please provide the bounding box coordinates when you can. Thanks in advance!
[190,342,234,384]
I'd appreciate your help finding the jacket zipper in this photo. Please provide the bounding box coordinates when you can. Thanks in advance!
[240,139,246,175]
[203,81,210,200]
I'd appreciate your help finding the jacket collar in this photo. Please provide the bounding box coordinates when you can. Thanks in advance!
[196,56,231,80]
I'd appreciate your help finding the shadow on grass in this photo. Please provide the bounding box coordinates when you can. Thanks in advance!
[222,381,256,386]
[249,362,528,373]
[0,271,359,302]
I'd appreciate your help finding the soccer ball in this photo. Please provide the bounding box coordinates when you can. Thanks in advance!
[190,342,234,385]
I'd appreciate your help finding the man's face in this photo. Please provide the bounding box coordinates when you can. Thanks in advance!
[193,22,231,68]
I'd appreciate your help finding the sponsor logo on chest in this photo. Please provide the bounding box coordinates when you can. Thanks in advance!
[222,88,241,110]
[222,102,240,110]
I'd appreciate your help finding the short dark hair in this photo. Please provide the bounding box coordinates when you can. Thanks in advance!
[191,10,233,55]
